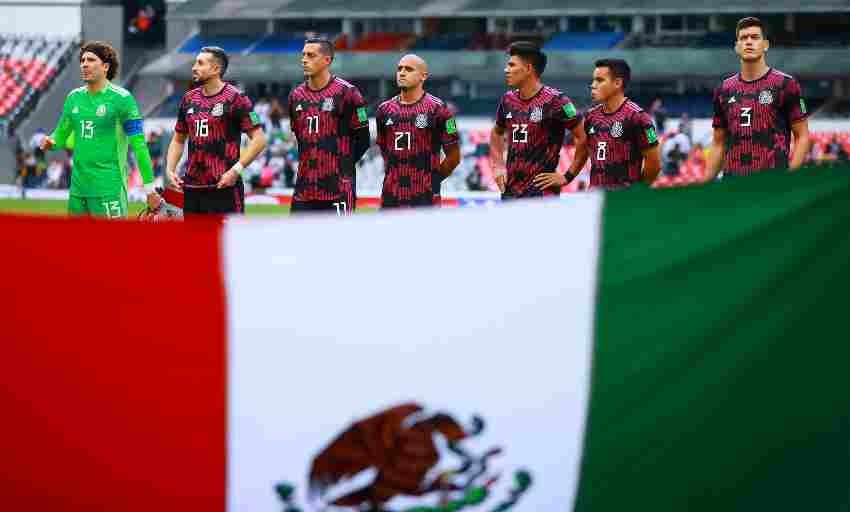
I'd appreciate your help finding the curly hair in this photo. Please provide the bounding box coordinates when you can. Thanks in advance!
[80,41,120,81]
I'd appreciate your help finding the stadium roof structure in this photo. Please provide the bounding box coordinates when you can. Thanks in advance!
[141,47,850,81]
[170,0,850,19]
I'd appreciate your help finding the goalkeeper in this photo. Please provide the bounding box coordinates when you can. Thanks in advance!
[41,40,161,218]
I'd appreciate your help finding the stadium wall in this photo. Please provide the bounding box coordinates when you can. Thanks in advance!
[0,0,82,36]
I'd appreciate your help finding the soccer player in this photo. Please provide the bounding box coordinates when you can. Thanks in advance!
[288,38,370,215]
[705,16,810,181]
[40,41,161,218]
[490,41,586,199]
[375,54,460,208]
[578,59,661,190]
[165,46,266,214]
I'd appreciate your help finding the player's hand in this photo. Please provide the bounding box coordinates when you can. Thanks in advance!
[216,168,239,189]
[494,169,506,193]
[146,191,163,211]
[40,136,55,152]
[166,168,183,191]
[533,171,566,190]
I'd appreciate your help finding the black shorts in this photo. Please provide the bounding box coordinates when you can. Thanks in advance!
[183,181,245,215]
[290,199,352,216]
[381,194,441,209]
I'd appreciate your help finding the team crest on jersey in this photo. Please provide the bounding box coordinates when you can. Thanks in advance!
[758,90,774,105]
[322,97,334,111]
[211,103,224,117]
[610,121,624,138]
[529,107,543,123]
[415,113,429,129]
[96,104,106,117]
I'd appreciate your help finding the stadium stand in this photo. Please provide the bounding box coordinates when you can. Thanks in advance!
[544,32,625,51]
[0,34,75,136]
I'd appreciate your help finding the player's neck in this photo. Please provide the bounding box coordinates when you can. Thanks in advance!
[202,77,226,97]
[307,70,332,91]
[517,79,543,101]
[86,78,109,95]
[739,59,770,82]
[399,87,425,105]
[603,93,627,114]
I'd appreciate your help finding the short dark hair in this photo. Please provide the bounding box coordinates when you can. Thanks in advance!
[594,58,631,89]
[200,46,229,77]
[736,17,768,40]
[80,41,119,80]
[507,41,547,76]
[304,37,335,62]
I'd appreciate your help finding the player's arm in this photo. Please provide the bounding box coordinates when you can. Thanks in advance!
[704,128,727,183]
[437,111,460,179]
[640,144,662,184]
[217,97,268,189]
[350,95,371,164]
[165,131,187,190]
[489,125,507,192]
[789,119,810,171]
[534,119,588,189]
[41,97,72,151]
[122,95,162,209]
[705,86,727,183]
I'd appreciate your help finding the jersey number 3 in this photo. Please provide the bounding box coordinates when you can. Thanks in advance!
[740,107,753,127]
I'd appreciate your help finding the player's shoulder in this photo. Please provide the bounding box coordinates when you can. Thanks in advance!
[500,89,519,104]
[719,73,740,90]
[623,99,647,115]
[542,84,565,98]
[425,93,446,108]
[107,83,132,98]
[182,86,202,101]
[289,82,308,98]
[584,103,605,119]
[66,86,87,99]
[333,76,361,93]
[771,68,800,87]
[377,96,398,112]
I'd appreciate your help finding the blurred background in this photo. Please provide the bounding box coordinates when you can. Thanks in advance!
[1,0,848,202]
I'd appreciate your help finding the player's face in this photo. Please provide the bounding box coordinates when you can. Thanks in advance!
[302,43,330,78]
[504,55,532,88]
[590,67,620,103]
[735,26,769,62]
[79,52,108,84]
[192,53,219,84]
[396,58,427,91]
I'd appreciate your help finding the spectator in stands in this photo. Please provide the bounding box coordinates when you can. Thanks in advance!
[466,163,485,191]
[20,152,42,188]
[824,134,848,163]
[662,123,692,176]
[269,98,286,132]
[254,97,272,132]
[147,128,165,177]
[650,98,668,135]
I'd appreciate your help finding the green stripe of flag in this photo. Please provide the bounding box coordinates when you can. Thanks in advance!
[576,167,850,511]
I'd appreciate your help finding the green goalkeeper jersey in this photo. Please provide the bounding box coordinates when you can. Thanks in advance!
[50,83,146,197]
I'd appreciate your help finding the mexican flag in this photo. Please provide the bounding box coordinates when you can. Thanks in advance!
[2,167,849,512]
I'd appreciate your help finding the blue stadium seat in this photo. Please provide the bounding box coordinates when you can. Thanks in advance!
[544,32,625,51]
[252,36,305,54]
[178,34,260,54]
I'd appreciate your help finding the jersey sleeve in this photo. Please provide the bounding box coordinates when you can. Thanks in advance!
[235,93,263,133]
[120,94,144,137]
[346,87,369,131]
[494,95,507,129]
[375,107,386,151]
[437,104,460,147]
[782,77,809,125]
[50,94,73,149]
[635,111,659,150]
[174,94,189,134]
[554,94,581,130]
[712,86,727,129]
